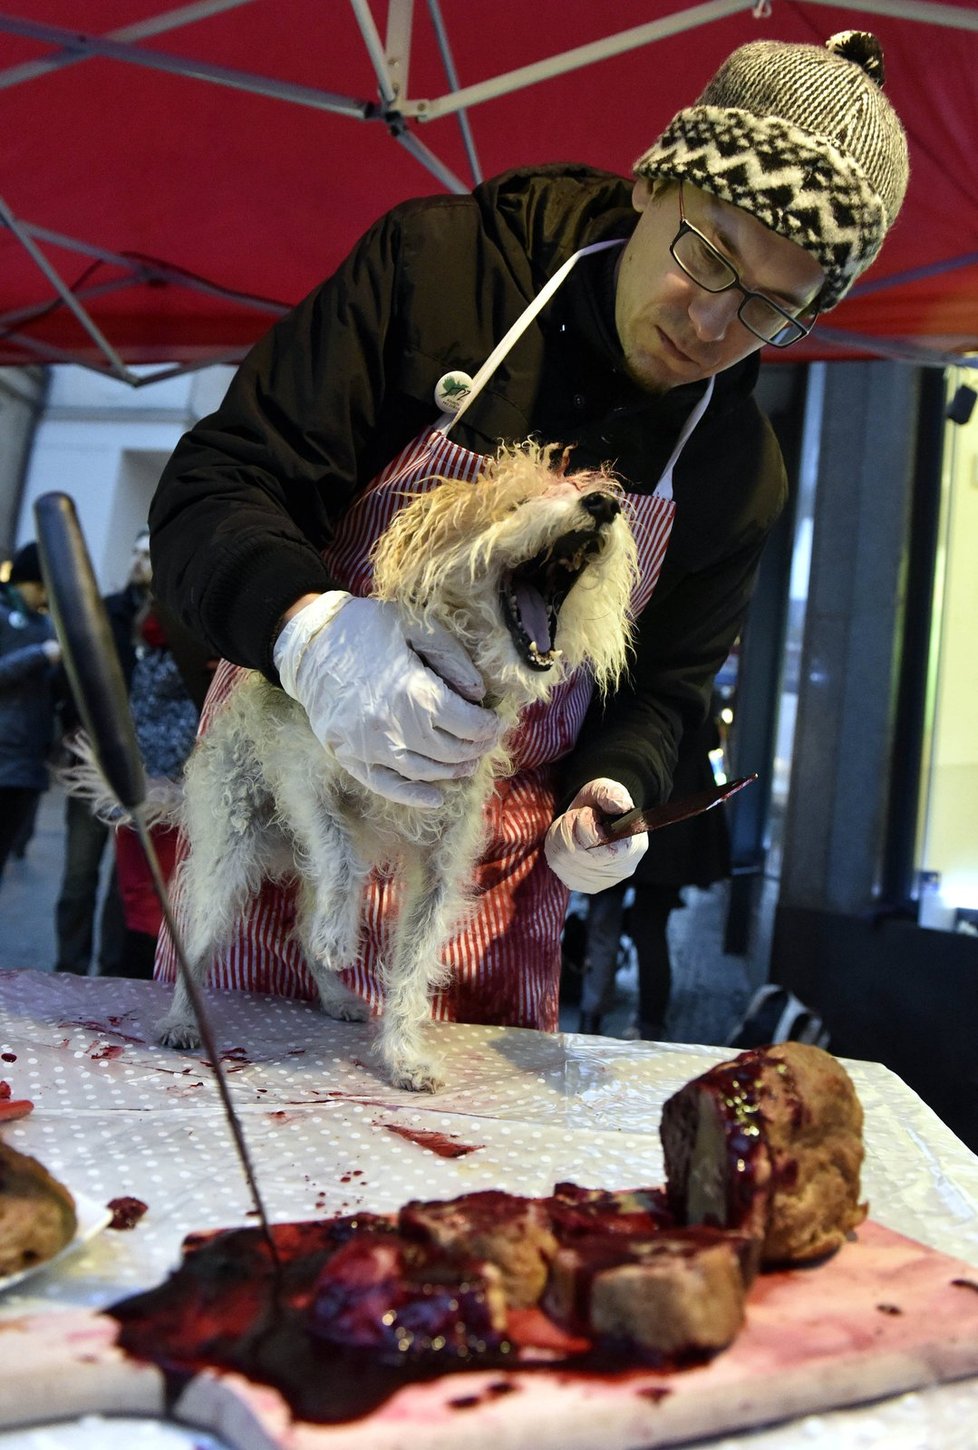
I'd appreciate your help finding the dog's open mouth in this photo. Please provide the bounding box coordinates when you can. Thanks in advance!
[500,522,611,672]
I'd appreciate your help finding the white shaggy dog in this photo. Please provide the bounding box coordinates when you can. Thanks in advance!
[117,445,637,1091]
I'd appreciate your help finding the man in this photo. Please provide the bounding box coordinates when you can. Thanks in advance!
[0,543,61,883]
[149,32,908,1030]
[53,527,152,975]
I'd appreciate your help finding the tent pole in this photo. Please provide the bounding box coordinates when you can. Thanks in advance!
[17,221,287,316]
[0,195,138,383]
[0,221,287,332]
[399,0,750,120]
[384,0,414,106]
[349,0,399,106]
[349,0,469,191]
[800,0,978,32]
[0,277,152,336]
[0,320,250,383]
[396,0,977,120]
[0,330,109,369]
[814,327,978,367]
[0,14,373,117]
[393,131,469,193]
[0,0,260,93]
[426,0,483,184]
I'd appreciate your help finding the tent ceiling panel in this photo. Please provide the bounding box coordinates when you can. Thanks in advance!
[1,1,976,379]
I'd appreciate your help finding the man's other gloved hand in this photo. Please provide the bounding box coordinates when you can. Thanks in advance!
[273,592,501,808]
[544,778,649,892]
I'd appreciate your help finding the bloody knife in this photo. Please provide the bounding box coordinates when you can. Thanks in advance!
[591,773,758,846]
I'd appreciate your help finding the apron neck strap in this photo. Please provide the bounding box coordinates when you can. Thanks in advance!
[436,238,625,436]
[654,374,716,502]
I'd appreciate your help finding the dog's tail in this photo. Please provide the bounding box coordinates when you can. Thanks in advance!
[58,731,184,829]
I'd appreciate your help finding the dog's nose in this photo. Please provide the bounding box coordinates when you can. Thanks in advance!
[581,491,620,524]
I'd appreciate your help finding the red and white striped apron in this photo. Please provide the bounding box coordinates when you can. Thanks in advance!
[156,243,714,1032]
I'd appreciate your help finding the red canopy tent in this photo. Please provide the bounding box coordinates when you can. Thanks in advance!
[1,0,976,383]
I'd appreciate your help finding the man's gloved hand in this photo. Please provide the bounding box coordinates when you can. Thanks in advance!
[273,592,501,808]
[544,778,649,893]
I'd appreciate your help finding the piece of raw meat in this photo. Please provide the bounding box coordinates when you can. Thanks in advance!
[660,1042,866,1265]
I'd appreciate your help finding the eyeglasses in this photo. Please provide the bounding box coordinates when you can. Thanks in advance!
[670,183,818,348]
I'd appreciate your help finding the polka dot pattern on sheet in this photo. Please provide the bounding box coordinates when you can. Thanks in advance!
[0,972,977,1447]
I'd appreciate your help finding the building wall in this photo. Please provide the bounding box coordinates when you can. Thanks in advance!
[14,364,234,590]
[0,366,47,558]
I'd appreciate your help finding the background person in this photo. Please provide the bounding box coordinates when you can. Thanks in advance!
[147,33,908,1033]
[108,602,200,979]
[53,527,152,976]
[0,544,61,884]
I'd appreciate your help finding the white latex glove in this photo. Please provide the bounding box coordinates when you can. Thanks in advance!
[273,592,501,808]
[544,778,649,893]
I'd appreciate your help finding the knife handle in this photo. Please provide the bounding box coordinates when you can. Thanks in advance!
[599,805,646,841]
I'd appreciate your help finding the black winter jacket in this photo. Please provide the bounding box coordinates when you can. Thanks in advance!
[0,586,58,791]
[150,166,786,811]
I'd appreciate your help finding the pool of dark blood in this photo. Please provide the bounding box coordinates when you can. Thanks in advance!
[379,1124,483,1158]
[108,1215,683,1425]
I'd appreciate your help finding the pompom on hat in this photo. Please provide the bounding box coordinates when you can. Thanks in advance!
[633,31,909,310]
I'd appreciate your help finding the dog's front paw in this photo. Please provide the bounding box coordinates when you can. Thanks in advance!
[324,1001,371,1023]
[156,1015,202,1051]
[314,976,371,1023]
[385,1052,445,1094]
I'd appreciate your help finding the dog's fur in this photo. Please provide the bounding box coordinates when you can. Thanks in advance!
[80,444,639,1091]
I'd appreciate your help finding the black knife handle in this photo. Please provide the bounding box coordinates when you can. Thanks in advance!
[34,492,147,812]
[601,805,646,840]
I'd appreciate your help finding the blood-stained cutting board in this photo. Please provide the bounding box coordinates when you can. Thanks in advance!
[1,1221,977,1449]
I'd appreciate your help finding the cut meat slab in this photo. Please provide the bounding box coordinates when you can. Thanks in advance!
[543,1226,754,1356]
[399,1190,559,1309]
[661,1042,866,1265]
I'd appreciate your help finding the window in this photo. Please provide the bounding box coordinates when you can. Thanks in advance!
[914,368,978,924]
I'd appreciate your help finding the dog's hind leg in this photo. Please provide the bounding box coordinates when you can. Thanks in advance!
[155,837,265,1049]
[154,899,221,1050]
[155,841,240,1050]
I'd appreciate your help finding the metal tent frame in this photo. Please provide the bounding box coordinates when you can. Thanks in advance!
[1,0,976,384]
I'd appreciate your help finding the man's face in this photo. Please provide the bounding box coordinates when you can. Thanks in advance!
[129,533,152,588]
[614,180,825,394]
[17,580,47,612]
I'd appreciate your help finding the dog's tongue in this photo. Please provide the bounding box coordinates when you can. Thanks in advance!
[514,582,552,652]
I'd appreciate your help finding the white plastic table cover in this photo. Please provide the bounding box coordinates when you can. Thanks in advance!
[1,968,977,1450]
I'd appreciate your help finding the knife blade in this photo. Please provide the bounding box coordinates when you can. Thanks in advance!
[591,773,758,846]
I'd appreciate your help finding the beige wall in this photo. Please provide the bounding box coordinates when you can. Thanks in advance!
[920,372,978,907]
